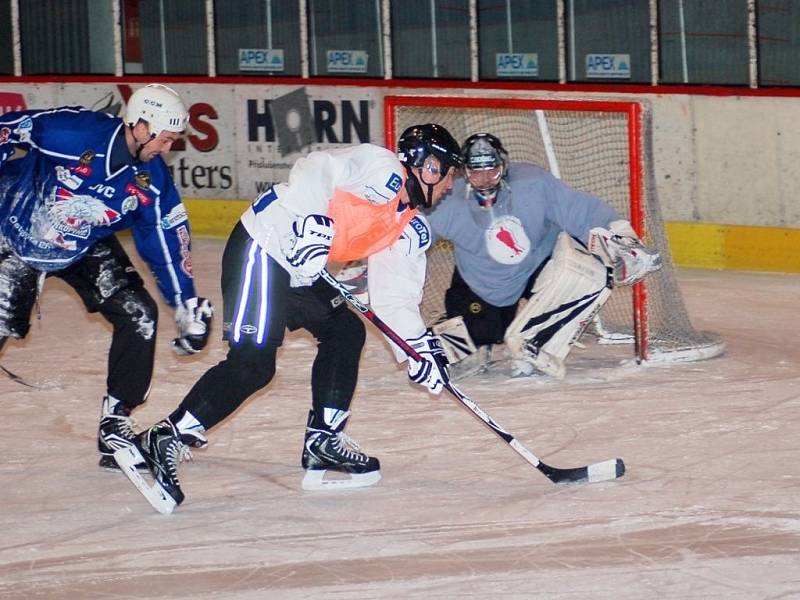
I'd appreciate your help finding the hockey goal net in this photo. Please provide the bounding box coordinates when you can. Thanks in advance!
[384,94,724,363]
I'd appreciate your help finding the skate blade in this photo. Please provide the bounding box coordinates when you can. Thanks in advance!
[99,454,148,473]
[114,446,177,515]
[302,468,381,491]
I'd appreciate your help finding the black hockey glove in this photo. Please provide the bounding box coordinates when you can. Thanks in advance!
[173,297,214,356]
[406,330,450,395]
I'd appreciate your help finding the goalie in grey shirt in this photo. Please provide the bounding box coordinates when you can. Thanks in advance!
[424,133,662,379]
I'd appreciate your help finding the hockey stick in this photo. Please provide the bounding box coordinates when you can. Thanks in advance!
[321,268,625,485]
[0,338,35,388]
[1,364,40,389]
[0,337,43,389]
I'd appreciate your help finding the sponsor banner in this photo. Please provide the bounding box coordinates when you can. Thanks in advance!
[1,82,383,201]
[0,86,57,115]
[239,48,285,72]
[234,84,381,199]
[586,54,631,79]
[54,83,237,199]
[496,53,539,77]
[326,50,369,74]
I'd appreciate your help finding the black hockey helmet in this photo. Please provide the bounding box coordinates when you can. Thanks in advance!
[397,123,463,208]
[462,133,509,203]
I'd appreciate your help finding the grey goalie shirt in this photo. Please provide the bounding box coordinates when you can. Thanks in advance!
[424,162,620,307]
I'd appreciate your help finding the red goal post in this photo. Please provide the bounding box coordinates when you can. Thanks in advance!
[384,94,724,364]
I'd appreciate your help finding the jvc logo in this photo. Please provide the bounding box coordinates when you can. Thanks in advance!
[89,183,116,198]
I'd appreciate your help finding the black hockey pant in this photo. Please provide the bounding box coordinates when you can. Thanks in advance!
[177,221,366,431]
[0,235,157,408]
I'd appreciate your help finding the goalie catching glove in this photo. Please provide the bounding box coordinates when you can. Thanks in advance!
[588,219,663,286]
[172,297,214,355]
[286,214,335,283]
[406,331,450,395]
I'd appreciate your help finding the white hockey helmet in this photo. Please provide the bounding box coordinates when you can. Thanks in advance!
[124,84,189,137]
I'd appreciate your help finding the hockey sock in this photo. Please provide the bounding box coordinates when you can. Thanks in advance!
[169,407,207,436]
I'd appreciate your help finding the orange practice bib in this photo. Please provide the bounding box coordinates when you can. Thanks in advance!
[328,190,416,262]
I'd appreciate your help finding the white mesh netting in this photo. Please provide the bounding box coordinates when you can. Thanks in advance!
[387,96,724,363]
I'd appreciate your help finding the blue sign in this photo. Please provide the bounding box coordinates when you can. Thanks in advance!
[327,50,368,74]
[239,49,285,72]
[496,53,539,77]
[586,54,631,79]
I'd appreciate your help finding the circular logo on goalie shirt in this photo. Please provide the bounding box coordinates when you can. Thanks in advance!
[485,215,530,265]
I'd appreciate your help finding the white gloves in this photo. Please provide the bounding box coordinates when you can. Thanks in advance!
[286,214,335,283]
[406,331,450,395]
[173,297,214,355]
[588,220,662,286]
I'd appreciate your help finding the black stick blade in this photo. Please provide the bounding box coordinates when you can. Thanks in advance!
[538,458,625,484]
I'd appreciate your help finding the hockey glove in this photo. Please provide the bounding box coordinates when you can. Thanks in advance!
[173,297,214,356]
[588,220,662,286]
[286,214,335,283]
[406,331,450,395]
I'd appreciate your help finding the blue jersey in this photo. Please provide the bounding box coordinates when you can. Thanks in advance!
[0,106,195,307]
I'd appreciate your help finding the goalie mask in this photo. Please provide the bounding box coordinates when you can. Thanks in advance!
[462,133,508,205]
[397,123,463,209]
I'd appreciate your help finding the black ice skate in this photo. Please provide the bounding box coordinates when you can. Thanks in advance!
[114,419,207,514]
[98,395,146,472]
[301,408,381,491]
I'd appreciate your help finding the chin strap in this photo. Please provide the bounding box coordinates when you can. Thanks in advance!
[130,125,155,161]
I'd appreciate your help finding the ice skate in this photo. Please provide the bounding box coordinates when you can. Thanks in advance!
[301,408,381,491]
[98,395,146,472]
[115,419,207,514]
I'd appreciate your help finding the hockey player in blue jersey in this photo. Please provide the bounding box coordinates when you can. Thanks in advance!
[0,83,213,470]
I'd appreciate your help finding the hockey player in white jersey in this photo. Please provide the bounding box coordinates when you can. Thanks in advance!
[425,133,661,379]
[0,84,213,470]
[114,124,464,514]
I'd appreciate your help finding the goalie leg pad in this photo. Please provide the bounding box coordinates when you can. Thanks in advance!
[505,232,611,378]
[432,316,478,364]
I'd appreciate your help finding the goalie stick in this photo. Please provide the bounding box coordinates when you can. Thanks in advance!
[320,268,625,485]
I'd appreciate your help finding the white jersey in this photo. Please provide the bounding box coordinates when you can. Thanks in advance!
[240,143,431,351]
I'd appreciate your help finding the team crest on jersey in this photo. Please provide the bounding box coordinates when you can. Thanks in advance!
[385,172,403,193]
[486,215,530,265]
[79,149,96,165]
[47,188,121,240]
[135,171,152,190]
[0,127,10,144]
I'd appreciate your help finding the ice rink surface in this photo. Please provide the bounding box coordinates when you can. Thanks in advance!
[1,237,798,599]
